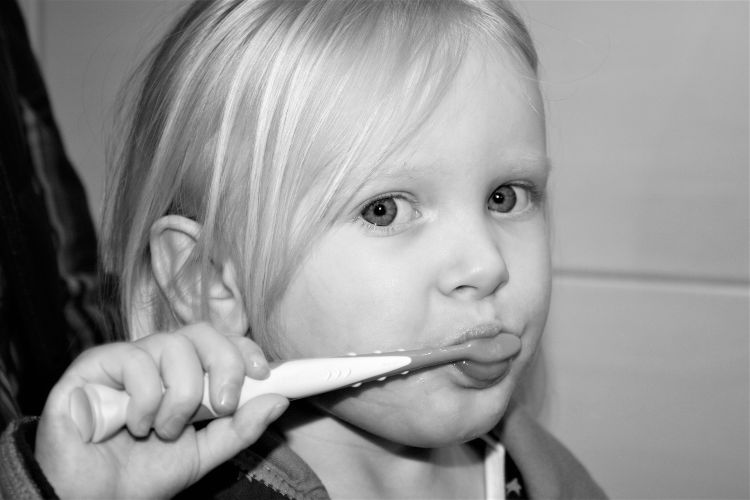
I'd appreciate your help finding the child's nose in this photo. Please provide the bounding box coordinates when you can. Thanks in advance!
[436,217,509,300]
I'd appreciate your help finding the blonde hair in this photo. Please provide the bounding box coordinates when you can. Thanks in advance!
[103,0,538,352]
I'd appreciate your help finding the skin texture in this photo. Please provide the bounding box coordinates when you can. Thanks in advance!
[271,45,550,497]
[35,324,288,499]
[34,42,549,500]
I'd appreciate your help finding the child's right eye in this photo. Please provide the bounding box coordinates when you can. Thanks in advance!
[358,195,421,234]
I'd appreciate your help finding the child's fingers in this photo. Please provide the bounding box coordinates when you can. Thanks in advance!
[53,343,164,439]
[135,333,204,440]
[119,346,165,438]
[227,335,270,379]
[193,394,289,479]
[177,323,250,416]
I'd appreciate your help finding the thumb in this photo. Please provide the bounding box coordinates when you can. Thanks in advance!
[192,394,289,477]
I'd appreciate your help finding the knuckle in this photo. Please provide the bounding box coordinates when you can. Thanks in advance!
[140,331,192,352]
[135,331,164,345]
[213,350,245,377]
[182,321,218,338]
[74,342,126,364]
[138,384,164,407]
[71,345,100,365]
[167,331,194,351]
[167,383,202,409]
[126,345,158,371]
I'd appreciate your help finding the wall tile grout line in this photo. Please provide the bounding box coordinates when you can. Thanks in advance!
[553,267,750,294]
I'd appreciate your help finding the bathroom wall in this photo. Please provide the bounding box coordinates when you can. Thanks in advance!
[18,1,749,498]
[520,3,748,498]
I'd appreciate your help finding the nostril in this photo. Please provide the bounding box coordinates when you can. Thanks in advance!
[451,284,479,298]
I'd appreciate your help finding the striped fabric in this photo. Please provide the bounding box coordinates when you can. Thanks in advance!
[0,0,118,431]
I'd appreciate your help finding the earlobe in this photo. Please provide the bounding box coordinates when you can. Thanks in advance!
[149,216,249,335]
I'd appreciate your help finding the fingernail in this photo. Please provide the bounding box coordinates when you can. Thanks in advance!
[218,383,240,411]
[161,416,184,439]
[264,400,289,424]
[251,359,270,379]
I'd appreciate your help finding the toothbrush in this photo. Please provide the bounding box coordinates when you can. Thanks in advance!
[70,333,521,443]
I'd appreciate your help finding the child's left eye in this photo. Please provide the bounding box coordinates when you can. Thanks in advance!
[487,184,533,214]
[359,195,420,231]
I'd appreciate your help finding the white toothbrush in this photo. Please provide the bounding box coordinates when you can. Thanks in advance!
[69,334,521,443]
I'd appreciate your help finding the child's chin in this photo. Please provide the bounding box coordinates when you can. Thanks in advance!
[332,399,505,448]
[361,411,501,448]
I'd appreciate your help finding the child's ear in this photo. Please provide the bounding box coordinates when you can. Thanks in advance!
[149,215,249,336]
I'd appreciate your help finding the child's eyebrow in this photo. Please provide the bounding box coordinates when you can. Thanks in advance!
[377,154,552,179]
[505,154,552,176]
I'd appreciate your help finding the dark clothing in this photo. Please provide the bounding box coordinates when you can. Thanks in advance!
[0,410,606,499]
[0,0,116,429]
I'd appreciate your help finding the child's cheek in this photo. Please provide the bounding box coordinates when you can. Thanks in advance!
[315,368,517,447]
[271,234,427,359]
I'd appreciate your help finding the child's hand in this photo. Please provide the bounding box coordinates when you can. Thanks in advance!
[34,323,289,499]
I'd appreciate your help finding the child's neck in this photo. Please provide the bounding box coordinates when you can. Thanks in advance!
[275,403,485,499]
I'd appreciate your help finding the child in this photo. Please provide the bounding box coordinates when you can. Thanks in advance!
[1,0,605,498]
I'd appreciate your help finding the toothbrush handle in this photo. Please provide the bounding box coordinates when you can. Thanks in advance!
[69,355,411,443]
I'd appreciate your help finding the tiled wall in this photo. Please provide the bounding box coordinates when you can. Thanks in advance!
[19,1,749,498]
[521,3,749,498]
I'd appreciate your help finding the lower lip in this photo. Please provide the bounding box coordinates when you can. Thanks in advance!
[451,358,514,388]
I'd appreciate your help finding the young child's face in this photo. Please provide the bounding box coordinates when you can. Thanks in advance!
[272,46,549,447]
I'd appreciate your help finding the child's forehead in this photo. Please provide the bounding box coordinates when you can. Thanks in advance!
[378,52,544,163]
[274,22,543,219]
[320,54,546,209]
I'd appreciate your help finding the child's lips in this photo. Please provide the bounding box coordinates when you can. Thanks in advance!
[453,357,514,386]
[448,329,522,386]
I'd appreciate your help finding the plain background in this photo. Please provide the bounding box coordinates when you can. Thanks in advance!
[16,1,749,498]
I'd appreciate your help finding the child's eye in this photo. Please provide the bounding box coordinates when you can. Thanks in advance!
[359,195,419,230]
[487,184,533,214]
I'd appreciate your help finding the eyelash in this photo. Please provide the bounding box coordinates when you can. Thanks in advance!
[489,182,545,217]
[355,193,421,236]
[355,182,544,235]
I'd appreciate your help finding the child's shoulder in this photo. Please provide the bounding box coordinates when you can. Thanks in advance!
[181,426,330,500]
[495,403,608,499]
